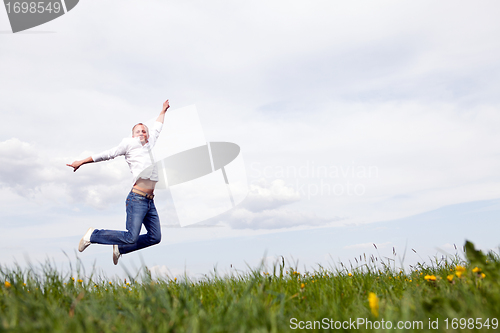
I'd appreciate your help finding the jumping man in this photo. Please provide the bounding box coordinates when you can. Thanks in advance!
[67,100,170,265]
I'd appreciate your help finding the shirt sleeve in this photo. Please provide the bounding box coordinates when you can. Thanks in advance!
[149,121,163,145]
[91,138,129,162]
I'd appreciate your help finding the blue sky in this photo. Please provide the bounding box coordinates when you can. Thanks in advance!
[1,0,500,279]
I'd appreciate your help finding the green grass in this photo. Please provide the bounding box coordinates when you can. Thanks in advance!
[1,241,499,332]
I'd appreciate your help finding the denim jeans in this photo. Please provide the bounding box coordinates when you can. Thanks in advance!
[90,191,161,255]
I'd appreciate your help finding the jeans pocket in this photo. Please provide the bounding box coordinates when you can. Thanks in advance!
[127,193,146,207]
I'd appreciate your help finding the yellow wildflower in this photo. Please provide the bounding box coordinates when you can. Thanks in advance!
[368,292,379,317]
[348,273,352,277]
[424,275,437,281]
[77,279,83,283]
[447,275,454,282]
[481,273,486,279]
[300,283,305,289]
[472,267,481,273]
[455,266,466,278]
[4,281,11,288]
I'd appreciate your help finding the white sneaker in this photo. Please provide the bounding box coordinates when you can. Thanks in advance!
[113,245,121,265]
[78,228,94,252]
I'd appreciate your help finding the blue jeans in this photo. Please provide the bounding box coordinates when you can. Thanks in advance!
[90,191,161,255]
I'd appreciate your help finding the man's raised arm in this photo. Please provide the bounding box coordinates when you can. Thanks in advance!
[67,156,94,172]
[156,99,170,124]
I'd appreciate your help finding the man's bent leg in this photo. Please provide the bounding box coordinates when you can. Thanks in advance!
[89,192,147,245]
[118,199,161,254]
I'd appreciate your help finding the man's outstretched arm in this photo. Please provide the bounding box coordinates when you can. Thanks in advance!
[67,132,129,172]
[156,99,170,124]
[67,156,94,172]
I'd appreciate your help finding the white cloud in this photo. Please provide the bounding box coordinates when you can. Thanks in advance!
[150,265,190,280]
[344,242,391,250]
[0,138,130,210]
[225,207,340,230]
[0,138,58,189]
[203,179,343,229]
[243,179,300,211]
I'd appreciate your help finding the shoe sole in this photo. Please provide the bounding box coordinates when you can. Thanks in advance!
[113,245,121,265]
[78,228,93,252]
[78,238,89,252]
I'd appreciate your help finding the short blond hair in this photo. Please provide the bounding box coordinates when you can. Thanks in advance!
[132,123,149,136]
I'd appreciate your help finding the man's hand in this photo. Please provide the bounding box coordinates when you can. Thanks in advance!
[162,99,170,113]
[157,99,170,124]
[67,156,93,172]
[67,161,83,172]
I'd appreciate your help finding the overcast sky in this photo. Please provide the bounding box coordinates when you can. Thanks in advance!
[1,0,500,278]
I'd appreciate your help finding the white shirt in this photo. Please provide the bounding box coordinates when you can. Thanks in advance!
[92,121,163,185]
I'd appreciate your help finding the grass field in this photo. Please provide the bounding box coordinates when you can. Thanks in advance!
[1,241,499,332]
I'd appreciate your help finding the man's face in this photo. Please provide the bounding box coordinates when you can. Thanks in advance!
[133,125,149,144]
